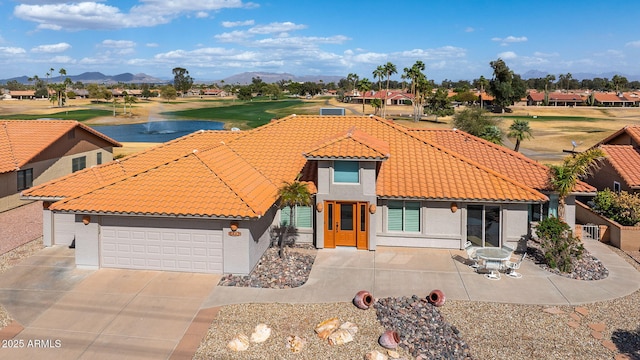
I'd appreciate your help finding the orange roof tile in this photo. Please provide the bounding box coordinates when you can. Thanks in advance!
[595,125,640,147]
[23,130,238,199]
[304,127,390,160]
[410,128,595,193]
[601,145,640,188]
[29,115,549,218]
[0,120,121,174]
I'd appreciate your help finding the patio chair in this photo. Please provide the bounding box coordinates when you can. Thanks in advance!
[464,241,480,269]
[505,252,526,279]
[483,260,502,280]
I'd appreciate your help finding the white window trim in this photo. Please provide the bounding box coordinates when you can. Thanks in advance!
[332,160,361,185]
[613,181,621,192]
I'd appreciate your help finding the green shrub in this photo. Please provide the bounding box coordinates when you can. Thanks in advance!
[590,189,640,226]
[535,217,583,273]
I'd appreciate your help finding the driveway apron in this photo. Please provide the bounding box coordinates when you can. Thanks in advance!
[0,246,219,360]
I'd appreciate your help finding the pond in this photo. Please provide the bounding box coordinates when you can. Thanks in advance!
[90,120,225,142]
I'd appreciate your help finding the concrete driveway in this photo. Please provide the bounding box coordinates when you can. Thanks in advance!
[0,246,220,360]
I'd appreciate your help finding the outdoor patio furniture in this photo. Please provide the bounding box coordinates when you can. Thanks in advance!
[475,247,514,280]
[464,241,480,268]
[505,252,527,279]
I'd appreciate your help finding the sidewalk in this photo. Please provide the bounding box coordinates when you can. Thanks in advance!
[203,239,640,308]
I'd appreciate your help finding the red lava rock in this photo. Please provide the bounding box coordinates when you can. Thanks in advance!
[542,307,565,315]
[574,307,589,316]
[567,321,580,328]
[601,340,618,351]
[588,322,606,332]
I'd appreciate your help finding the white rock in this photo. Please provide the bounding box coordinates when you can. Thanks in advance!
[250,323,272,343]
[328,328,354,345]
[227,334,249,351]
[286,335,305,353]
[364,350,388,360]
[340,321,359,336]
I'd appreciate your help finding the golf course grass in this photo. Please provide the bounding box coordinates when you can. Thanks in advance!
[0,109,113,121]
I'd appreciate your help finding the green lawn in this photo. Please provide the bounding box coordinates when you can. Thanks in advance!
[162,99,312,128]
[496,115,603,122]
[1,109,113,122]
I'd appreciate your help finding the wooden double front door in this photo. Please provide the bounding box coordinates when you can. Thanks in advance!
[323,201,368,249]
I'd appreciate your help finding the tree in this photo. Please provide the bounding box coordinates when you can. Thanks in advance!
[452,107,503,143]
[172,67,193,96]
[487,58,526,111]
[402,61,430,122]
[544,74,556,92]
[160,85,178,101]
[474,75,489,108]
[346,73,359,94]
[548,148,605,219]
[508,119,533,152]
[237,86,253,100]
[124,95,137,115]
[425,88,454,120]
[357,78,372,113]
[382,62,397,118]
[612,75,628,93]
[373,65,385,92]
[370,98,382,115]
[276,179,312,258]
[112,97,119,116]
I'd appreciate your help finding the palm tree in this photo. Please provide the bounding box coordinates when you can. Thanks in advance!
[373,65,385,92]
[346,73,359,95]
[544,74,556,92]
[382,62,397,118]
[476,75,489,108]
[402,61,428,122]
[508,119,533,152]
[357,78,372,113]
[276,179,312,258]
[548,148,604,219]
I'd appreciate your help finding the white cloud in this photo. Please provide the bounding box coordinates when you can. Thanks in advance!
[533,51,559,57]
[0,47,27,55]
[222,20,254,27]
[498,51,517,59]
[31,42,71,53]
[14,0,252,30]
[248,22,307,35]
[492,36,527,46]
[195,11,208,18]
[625,40,640,48]
[146,43,159,47]
[465,27,475,33]
[101,40,136,48]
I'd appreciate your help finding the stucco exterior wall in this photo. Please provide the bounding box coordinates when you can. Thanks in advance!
[3,147,114,212]
[502,203,529,246]
[314,160,378,249]
[584,160,632,193]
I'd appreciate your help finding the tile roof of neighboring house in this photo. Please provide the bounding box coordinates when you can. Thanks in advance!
[9,90,35,97]
[0,120,121,174]
[528,92,585,102]
[303,127,390,160]
[479,91,494,101]
[594,125,640,147]
[600,145,640,188]
[25,115,549,218]
[594,92,633,103]
[409,128,595,193]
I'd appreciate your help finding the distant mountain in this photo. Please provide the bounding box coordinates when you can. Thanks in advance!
[522,69,640,82]
[1,72,166,85]
[218,72,344,85]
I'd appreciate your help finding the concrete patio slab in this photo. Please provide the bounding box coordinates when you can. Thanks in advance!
[2,328,98,360]
[0,289,67,326]
[79,334,175,360]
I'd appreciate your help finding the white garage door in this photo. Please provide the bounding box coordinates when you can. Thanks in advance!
[101,222,223,273]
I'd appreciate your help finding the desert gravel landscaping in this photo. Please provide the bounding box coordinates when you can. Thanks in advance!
[195,245,640,360]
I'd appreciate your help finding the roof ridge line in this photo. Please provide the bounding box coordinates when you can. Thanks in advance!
[0,122,19,171]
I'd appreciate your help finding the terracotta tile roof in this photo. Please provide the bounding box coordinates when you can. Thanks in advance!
[28,115,549,218]
[601,145,640,188]
[594,92,632,103]
[595,125,640,147]
[50,143,277,217]
[303,127,390,160]
[409,128,595,193]
[23,130,238,199]
[0,120,121,174]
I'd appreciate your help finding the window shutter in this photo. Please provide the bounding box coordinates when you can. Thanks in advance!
[405,201,421,232]
[388,201,403,231]
[296,205,312,228]
[281,207,291,226]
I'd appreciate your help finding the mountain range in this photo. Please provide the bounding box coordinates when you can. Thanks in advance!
[2,70,639,86]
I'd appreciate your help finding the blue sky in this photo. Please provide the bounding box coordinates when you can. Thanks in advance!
[1,0,639,82]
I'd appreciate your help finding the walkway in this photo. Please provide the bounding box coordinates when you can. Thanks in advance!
[203,238,640,307]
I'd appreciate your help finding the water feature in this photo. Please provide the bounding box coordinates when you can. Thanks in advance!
[91,119,225,142]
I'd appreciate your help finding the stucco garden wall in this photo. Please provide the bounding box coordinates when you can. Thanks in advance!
[576,200,640,252]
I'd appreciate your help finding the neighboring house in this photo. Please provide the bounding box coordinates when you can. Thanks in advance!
[22,115,593,275]
[593,93,634,107]
[349,90,414,106]
[527,92,585,106]
[1,120,121,213]
[9,90,36,100]
[584,125,640,193]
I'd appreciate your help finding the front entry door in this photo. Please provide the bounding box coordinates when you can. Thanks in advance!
[324,201,368,249]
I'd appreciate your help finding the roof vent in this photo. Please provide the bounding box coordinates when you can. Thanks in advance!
[231,127,240,131]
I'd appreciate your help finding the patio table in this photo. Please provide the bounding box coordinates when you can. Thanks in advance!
[475,247,513,279]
